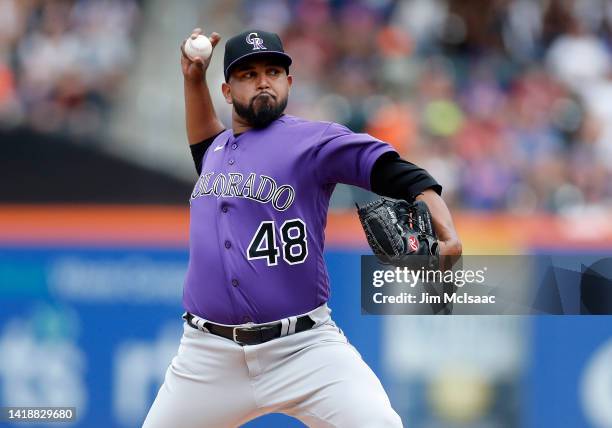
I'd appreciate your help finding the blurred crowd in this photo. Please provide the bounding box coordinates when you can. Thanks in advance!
[0,0,140,135]
[2,0,612,213]
[239,0,612,213]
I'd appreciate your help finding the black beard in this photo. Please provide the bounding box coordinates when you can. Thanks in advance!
[233,93,287,129]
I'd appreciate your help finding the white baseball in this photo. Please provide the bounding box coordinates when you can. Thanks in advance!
[185,35,212,61]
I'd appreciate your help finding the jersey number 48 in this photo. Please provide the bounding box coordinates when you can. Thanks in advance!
[247,219,308,266]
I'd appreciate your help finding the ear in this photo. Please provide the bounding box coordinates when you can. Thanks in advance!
[221,82,232,104]
[287,74,293,89]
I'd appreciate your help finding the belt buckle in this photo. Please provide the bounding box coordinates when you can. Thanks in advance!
[233,322,255,345]
[233,323,277,345]
[232,327,242,344]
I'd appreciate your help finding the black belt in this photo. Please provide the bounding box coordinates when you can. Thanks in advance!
[183,312,315,346]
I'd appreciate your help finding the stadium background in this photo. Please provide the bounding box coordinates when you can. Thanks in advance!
[1,0,611,427]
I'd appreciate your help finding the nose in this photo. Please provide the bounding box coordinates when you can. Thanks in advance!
[256,74,270,90]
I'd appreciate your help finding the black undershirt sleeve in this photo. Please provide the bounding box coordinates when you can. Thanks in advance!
[190,130,226,175]
[370,151,442,202]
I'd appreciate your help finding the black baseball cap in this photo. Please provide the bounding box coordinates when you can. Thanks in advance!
[224,30,292,81]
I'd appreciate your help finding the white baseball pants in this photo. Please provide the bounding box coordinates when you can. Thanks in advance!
[142,305,403,427]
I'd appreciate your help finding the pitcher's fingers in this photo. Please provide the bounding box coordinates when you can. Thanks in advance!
[190,28,203,39]
[180,41,191,60]
[210,32,221,48]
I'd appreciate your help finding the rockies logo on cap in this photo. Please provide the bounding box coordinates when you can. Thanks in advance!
[224,29,292,81]
[246,32,267,51]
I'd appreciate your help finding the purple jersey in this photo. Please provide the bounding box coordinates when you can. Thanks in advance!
[183,114,395,324]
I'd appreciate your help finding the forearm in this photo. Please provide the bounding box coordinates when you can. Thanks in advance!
[184,77,225,145]
[416,189,462,256]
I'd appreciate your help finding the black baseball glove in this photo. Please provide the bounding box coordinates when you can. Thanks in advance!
[356,197,439,265]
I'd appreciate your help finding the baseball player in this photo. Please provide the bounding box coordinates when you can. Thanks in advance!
[143,28,461,428]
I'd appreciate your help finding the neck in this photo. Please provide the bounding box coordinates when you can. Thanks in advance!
[231,110,252,135]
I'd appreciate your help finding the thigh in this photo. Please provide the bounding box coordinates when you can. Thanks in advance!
[142,324,262,428]
[255,323,403,428]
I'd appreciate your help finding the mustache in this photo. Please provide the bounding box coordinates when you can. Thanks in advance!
[251,92,276,102]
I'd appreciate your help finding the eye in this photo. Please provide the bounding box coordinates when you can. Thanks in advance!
[268,68,281,76]
[239,71,255,79]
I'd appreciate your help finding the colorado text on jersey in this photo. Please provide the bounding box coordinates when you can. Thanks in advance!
[190,171,296,212]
